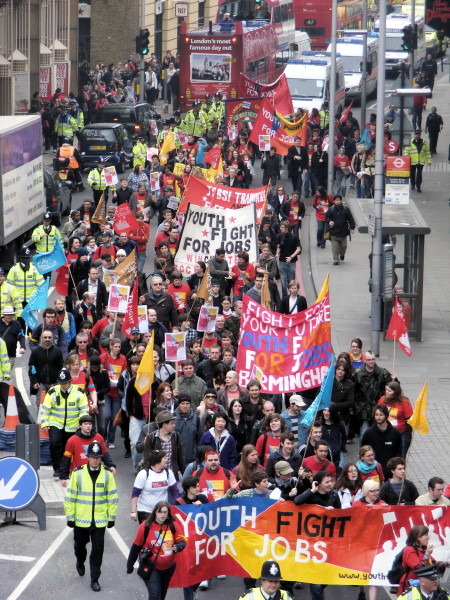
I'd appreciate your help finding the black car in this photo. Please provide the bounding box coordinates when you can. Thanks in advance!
[78,123,133,173]
[44,169,71,226]
[94,102,161,143]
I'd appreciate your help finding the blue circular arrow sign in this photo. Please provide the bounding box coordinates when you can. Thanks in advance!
[0,456,39,510]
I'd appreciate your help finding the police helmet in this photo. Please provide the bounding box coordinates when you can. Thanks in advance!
[86,440,104,457]
[19,245,31,259]
[57,368,72,383]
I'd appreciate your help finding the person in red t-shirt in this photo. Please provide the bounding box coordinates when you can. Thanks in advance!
[167,271,190,313]
[303,440,336,477]
[333,146,351,198]
[126,501,186,598]
[154,221,170,253]
[100,338,127,448]
[129,212,150,273]
[92,230,118,261]
[167,226,179,256]
[231,251,255,301]
[193,449,231,502]
[255,414,286,467]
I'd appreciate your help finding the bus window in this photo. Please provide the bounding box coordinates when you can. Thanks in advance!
[274,5,282,23]
[281,4,289,21]
[287,77,325,98]
[275,49,290,69]
[247,56,269,77]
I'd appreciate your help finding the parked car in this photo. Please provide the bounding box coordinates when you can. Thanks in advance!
[78,123,133,173]
[44,168,71,226]
[94,102,161,143]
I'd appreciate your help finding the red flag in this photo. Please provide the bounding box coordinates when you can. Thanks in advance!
[338,99,354,125]
[113,203,140,234]
[203,147,222,169]
[239,72,293,116]
[122,276,139,338]
[55,264,69,296]
[386,296,412,357]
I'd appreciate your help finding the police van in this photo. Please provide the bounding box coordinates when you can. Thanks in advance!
[326,34,379,103]
[284,51,346,116]
[375,13,426,77]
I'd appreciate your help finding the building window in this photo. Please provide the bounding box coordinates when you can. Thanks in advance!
[198,2,205,27]
[155,13,163,60]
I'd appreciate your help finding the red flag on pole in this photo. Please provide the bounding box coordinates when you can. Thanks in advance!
[113,203,140,234]
[122,276,139,338]
[55,264,69,296]
[386,296,412,356]
[203,147,222,169]
[338,99,354,125]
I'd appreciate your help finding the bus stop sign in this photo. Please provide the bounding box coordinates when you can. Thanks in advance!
[0,456,39,510]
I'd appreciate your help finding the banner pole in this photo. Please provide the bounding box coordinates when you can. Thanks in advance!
[111,311,118,337]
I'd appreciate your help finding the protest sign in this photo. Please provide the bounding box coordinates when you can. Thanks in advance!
[138,305,149,333]
[149,171,160,192]
[178,176,267,224]
[107,284,130,313]
[197,306,218,332]
[149,120,158,135]
[165,332,187,362]
[169,500,449,587]
[175,203,258,275]
[146,147,159,161]
[236,292,332,393]
[259,135,271,151]
[103,166,118,186]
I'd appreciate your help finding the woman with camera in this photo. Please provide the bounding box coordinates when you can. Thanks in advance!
[127,500,186,600]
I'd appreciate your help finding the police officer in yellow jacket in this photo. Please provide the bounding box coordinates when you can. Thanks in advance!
[181,100,207,137]
[69,99,84,132]
[240,560,292,600]
[7,246,45,307]
[132,135,147,167]
[0,337,11,382]
[31,212,63,255]
[54,105,78,146]
[319,101,330,133]
[398,565,449,600]
[0,266,22,318]
[87,160,115,206]
[404,129,432,193]
[64,440,118,592]
[41,368,89,476]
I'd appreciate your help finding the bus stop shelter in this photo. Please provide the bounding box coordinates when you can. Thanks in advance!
[346,197,430,342]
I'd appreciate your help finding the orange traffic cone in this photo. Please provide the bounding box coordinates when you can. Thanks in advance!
[38,390,49,439]
[3,384,20,430]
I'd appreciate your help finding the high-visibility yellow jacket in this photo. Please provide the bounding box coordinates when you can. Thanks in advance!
[87,168,115,191]
[404,138,432,165]
[0,281,22,317]
[64,464,118,528]
[31,224,62,254]
[132,141,147,166]
[399,586,449,600]
[181,110,207,137]
[319,109,330,128]
[7,263,45,302]
[40,384,89,432]
[0,339,11,380]
[54,114,78,137]
[241,588,291,600]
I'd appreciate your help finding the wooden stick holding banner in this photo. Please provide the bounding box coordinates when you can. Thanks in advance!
[112,311,118,337]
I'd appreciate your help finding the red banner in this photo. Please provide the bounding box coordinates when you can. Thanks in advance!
[113,203,140,234]
[55,264,69,296]
[386,296,412,357]
[203,147,222,169]
[178,176,268,224]
[122,277,139,339]
[236,292,332,393]
[39,66,52,102]
[170,500,449,587]
[240,73,293,116]
[225,97,264,130]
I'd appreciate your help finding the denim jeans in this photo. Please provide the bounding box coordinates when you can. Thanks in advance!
[316,220,326,248]
[104,394,121,444]
[278,260,296,297]
[143,563,176,600]
[310,584,327,600]
[304,170,314,196]
[129,416,145,468]
[138,252,146,273]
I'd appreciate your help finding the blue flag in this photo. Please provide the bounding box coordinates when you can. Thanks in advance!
[360,126,372,151]
[300,359,335,427]
[33,236,66,274]
[21,279,49,330]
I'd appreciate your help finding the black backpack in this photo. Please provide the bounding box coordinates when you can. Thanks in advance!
[387,548,405,584]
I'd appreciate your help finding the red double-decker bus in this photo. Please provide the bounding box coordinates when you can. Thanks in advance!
[179,0,295,111]
[294,0,364,50]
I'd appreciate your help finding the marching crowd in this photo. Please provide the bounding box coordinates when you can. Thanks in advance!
[10,51,447,600]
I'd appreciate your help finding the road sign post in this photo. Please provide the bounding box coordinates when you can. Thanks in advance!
[0,456,46,530]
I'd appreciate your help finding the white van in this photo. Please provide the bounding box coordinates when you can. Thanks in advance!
[375,13,426,77]
[326,34,379,103]
[285,51,346,116]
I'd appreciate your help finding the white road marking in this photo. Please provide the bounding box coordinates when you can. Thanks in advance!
[107,526,132,559]
[0,554,36,562]
[15,367,31,407]
[6,525,71,600]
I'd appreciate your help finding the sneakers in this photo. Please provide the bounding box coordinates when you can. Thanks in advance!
[349,184,355,189]
[340,255,345,261]
[333,261,339,265]
[199,580,211,590]
[124,450,131,458]
[108,443,115,449]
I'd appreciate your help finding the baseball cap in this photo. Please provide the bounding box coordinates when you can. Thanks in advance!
[274,460,293,475]
[131,326,140,334]
[290,394,307,407]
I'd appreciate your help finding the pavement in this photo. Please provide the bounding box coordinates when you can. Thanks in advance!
[2,65,450,515]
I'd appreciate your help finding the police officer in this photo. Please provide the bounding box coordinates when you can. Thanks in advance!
[240,560,292,600]
[212,91,225,125]
[404,130,432,193]
[56,138,85,191]
[201,94,219,127]
[398,565,450,600]
[319,101,330,134]
[0,266,22,318]
[87,160,115,206]
[7,246,45,315]
[64,440,118,592]
[181,99,207,137]
[132,134,147,167]
[31,211,63,255]
[157,119,172,148]
[41,367,89,477]
[54,105,78,147]
[0,305,25,369]
[69,99,84,133]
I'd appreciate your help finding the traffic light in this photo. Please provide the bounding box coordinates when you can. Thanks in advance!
[135,28,150,56]
[412,24,418,50]
[401,25,413,51]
